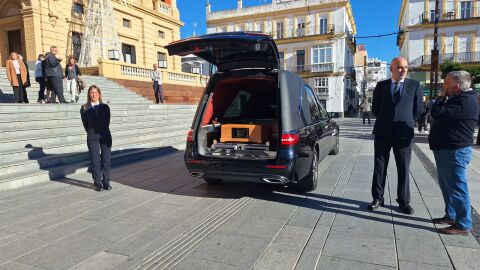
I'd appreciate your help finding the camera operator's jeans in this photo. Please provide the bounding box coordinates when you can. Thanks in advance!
[433,147,473,230]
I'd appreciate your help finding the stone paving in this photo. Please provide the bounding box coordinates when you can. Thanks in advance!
[0,119,479,270]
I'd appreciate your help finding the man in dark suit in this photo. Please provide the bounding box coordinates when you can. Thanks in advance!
[368,57,423,214]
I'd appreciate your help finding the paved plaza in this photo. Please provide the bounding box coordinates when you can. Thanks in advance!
[0,119,479,270]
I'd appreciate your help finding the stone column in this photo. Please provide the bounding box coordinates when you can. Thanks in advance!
[20,7,41,63]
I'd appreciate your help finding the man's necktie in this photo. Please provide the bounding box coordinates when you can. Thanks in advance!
[393,82,401,104]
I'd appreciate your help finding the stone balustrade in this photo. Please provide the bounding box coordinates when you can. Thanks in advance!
[98,59,207,87]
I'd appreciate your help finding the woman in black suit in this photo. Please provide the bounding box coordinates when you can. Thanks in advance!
[80,85,112,191]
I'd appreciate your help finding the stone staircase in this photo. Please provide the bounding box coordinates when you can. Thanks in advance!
[0,68,196,191]
[0,68,149,104]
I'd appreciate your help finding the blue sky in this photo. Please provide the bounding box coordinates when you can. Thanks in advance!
[178,0,403,63]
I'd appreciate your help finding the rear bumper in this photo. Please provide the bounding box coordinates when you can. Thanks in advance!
[185,158,294,184]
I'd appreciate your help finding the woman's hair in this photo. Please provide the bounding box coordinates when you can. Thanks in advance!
[83,85,103,109]
[9,52,18,60]
[67,55,76,66]
[37,54,45,60]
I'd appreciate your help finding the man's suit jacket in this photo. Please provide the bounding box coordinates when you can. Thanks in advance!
[372,78,423,140]
[80,103,112,147]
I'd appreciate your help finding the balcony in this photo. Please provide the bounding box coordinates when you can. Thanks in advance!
[409,51,480,67]
[207,0,347,21]
[410,8,480,25]
[284,63,334,73]
[271,25,336,40]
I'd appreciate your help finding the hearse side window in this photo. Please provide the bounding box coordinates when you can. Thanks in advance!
[314,94,329,119]
[318,103,329,119]
[304,85,321,122]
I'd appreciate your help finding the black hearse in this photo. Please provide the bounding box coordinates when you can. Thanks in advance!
[165,32,339,191]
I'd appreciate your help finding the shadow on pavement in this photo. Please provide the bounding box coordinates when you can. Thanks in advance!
[0,88,15,103]
[26,121,437,233]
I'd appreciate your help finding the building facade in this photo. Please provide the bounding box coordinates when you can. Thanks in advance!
[354,43,367,101]
[366,58,388,92]
[354,44,388,103]
[397,0,480,89]
[0,0,183,72]
[206,0,357,115]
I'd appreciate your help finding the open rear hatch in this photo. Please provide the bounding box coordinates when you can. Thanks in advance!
[196,74,279,160]
[165,32,279,72]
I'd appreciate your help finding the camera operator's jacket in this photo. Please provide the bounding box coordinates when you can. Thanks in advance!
[429,90,479,150]
[43,54,63,77]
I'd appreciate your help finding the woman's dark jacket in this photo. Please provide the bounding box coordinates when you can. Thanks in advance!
[80,103,112,147]
[65,64,81,78]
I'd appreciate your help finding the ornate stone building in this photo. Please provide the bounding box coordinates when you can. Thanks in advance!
[0,0,182,71]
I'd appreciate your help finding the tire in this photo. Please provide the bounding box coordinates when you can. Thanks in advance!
[329,130,339,155]
[297,150,319,192]
[203,178,222,184]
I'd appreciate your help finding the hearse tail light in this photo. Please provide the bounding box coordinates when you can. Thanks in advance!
[281,133,300,146]
[187,130,193,142]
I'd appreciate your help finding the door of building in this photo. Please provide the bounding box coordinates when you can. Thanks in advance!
[72,32,82,60]
[8,30,23,55]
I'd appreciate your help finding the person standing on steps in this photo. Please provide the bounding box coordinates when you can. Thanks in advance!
[81,85,112,192]
[35,54,47,103]
[151,64,164,104]
[5,52,28,103]
[368,56,423,215]
[65,56,81,103]
[18,54,30,103]
[44,46,67,103]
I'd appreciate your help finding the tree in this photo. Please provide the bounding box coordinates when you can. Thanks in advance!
[465,66,480,85]
[440,60,462,79]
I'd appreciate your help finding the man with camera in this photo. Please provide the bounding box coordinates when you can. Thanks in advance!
[429,71,479,235]
[44,46,67,103]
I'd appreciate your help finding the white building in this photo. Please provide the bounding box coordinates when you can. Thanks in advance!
[354,45,388,103]
[366,58,388,91]
[181,54,212,76]
[398,0,480,87]
[206,0,357,116]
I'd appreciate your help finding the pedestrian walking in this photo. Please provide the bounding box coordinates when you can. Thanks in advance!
[348,104,354,117]
[151,64,164,104]
[5,52,28,103]
[35,54,46,103]
[360,97,371,124]
[80,85,112,192]
[417,100,428,133]
[429,71,479,235]
[65,56,82,103]
[368,57,423,215]
[44,46,67,103]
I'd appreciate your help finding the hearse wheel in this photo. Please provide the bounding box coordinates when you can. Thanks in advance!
[298,150,318,192]
[203,178,222,184]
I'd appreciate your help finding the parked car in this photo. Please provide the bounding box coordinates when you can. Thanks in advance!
[165,32,339,191]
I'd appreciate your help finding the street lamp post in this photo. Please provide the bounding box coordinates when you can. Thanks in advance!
[429,0,440,100]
